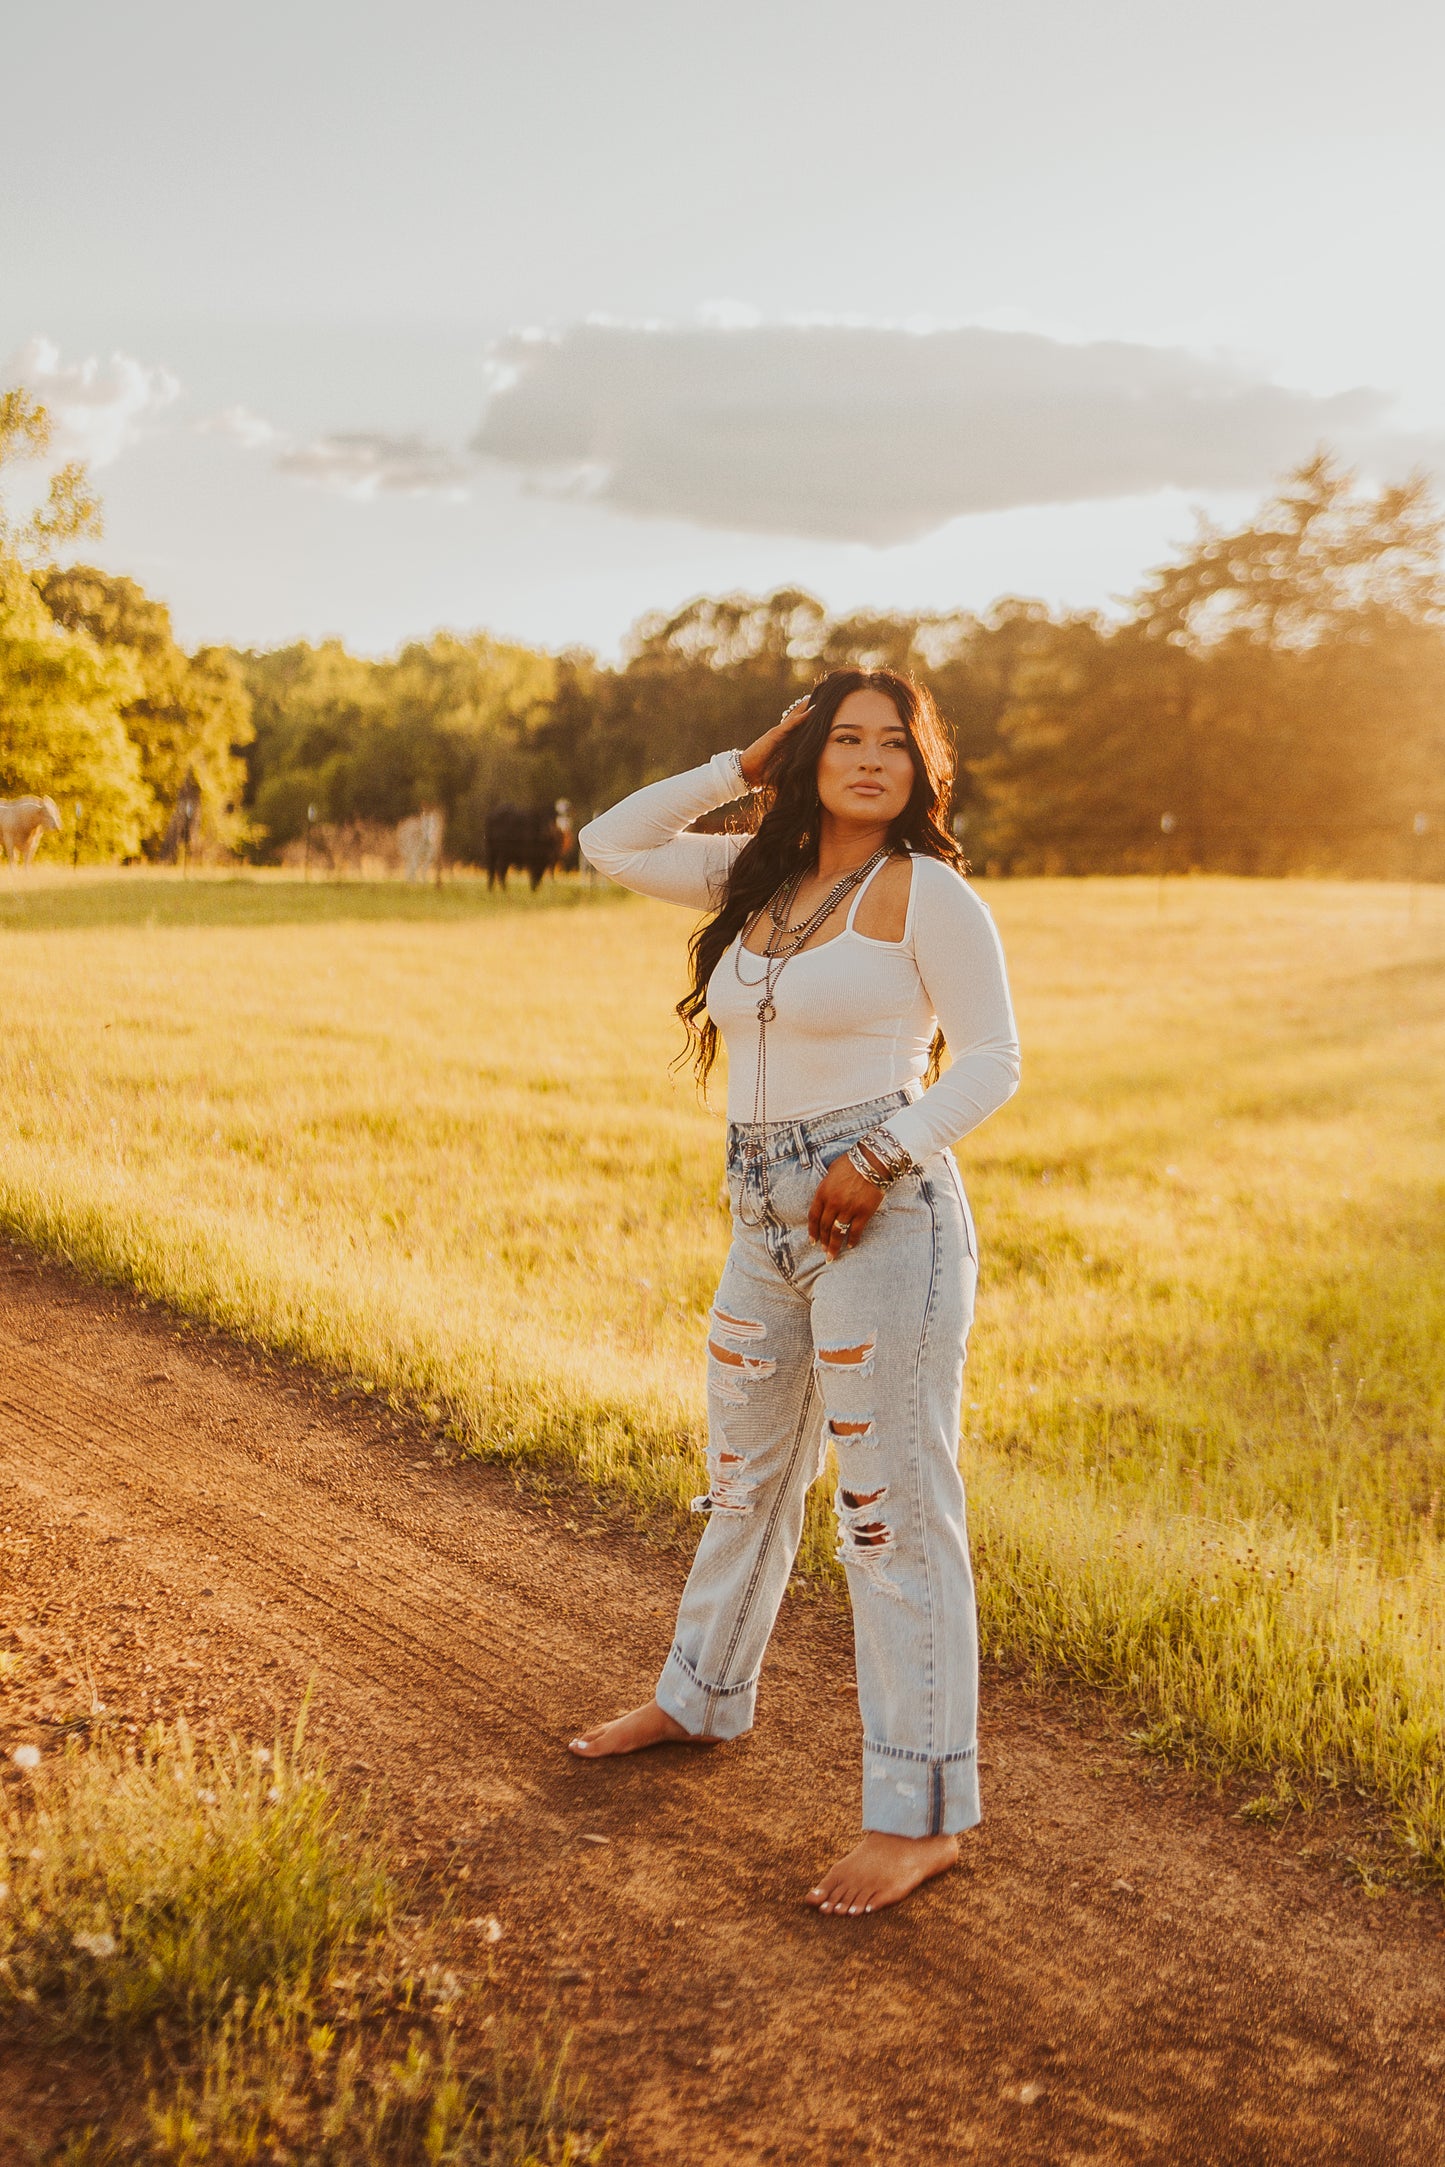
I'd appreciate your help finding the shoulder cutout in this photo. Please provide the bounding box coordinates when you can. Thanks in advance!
[851,855,914,944]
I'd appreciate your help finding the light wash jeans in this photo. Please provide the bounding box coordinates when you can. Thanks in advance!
[656,1089,982,1839]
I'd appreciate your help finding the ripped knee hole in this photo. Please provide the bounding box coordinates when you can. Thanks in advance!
[840,1486,889,1545]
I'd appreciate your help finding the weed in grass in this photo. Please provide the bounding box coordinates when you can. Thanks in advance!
[141,1998,605,2167]
[38,2000,604,2167]
[0,1715,390,2031]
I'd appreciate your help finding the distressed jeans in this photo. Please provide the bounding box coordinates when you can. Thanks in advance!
[656,1089,982,1839]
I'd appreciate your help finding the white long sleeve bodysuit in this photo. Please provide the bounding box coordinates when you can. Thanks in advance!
[578,752,1020,1162]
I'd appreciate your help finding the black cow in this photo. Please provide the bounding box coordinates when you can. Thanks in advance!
[485,803,568,890]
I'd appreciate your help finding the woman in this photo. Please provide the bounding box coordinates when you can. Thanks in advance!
[571,669,1020,1917]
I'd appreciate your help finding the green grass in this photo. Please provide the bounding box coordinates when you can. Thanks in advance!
[0,1716,389,2031]
[1,868,1443,1878]
[0,866,621,933]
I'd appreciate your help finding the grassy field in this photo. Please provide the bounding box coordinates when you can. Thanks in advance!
[2,866,1444,1878]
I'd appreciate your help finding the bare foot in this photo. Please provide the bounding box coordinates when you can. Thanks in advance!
[804,1830,960,1915]
[567,1699,724,1758]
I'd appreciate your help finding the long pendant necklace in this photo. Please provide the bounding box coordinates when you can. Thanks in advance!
[734,847,890,1227]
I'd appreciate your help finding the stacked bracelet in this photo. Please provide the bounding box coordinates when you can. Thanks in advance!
[846,1125,917,1190]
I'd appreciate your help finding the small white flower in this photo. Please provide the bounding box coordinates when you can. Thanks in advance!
[267,1784,282,1803]
[73,1930,118,1959]
[12,1744,40,1770]
[253,1747,272,1765]
[197,1788,218,1805]
[482,1915,503,1943]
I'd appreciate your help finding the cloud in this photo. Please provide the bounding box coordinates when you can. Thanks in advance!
[7,336,179,467]
[274,431,473,500]
[199,405,473,500]
[468,320,1428,545]
[196,403,287,452]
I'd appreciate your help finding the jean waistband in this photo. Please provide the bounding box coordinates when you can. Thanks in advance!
[726,1086,918,1167]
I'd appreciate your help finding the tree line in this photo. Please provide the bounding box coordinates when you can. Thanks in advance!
[3,383,1442,878]
[0,390,250,861]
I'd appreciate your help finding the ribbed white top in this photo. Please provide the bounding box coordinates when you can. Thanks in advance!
[578,752,1021,1163]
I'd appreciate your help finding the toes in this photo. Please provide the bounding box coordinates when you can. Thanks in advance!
[568,1728,611,1756]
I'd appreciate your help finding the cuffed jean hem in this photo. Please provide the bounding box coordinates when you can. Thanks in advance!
[656,1642,757,1740]
[862,1740,981,1838]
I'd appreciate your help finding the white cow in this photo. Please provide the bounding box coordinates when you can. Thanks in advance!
[0,796,62,866]
[397,805,444,883]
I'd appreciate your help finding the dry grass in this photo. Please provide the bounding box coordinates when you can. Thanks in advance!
[1,866,1443,1877]
[137,2004,602,2167]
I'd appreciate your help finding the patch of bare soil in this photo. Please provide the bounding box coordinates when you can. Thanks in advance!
[2,1247,1443,2164]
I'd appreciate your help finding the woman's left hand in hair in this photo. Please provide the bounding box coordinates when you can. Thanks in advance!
[809,1157,884,1259]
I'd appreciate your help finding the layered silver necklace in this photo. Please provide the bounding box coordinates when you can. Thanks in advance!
[733,847,890,1226]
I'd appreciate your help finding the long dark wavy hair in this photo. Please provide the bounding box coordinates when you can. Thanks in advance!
[677,668,963,1090]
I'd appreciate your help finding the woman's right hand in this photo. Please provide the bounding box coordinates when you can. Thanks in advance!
[738,697,813,788]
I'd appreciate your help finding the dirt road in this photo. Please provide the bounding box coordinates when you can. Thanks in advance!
[3,1249,1443,2163]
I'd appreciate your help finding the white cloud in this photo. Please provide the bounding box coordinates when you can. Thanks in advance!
[201,403,475,501]
[469,319,1435,546]
[196,403,287,451]
[273,431,473,500]
[7,336,179,467]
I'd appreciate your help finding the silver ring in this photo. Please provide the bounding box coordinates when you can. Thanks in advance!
[835,1221,852,1237]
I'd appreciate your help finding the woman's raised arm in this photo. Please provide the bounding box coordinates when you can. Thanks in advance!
[577,751,751,911]
[578,699,817,910]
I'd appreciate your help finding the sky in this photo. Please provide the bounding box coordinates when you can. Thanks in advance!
[4,0,1445,658]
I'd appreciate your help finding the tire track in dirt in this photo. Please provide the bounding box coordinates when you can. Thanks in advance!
[3,1254,1444,2164]
[2,1366,583,1744]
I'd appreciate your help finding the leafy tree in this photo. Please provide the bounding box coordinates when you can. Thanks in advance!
[0,561,149,859]
[0,388,101,566]
[234,633,560,861]
[974,459,1445,874]
[37,567,253,856]
[236,640,386,849]
[0,392,149,860]
[1134,454,1445,648]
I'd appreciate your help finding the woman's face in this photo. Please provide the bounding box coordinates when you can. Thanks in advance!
[815,689,916,829]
